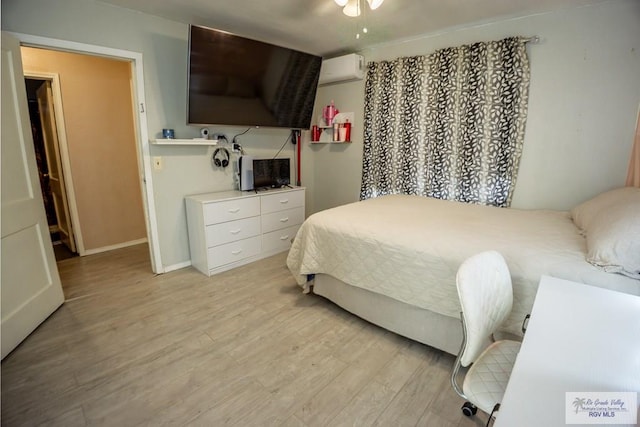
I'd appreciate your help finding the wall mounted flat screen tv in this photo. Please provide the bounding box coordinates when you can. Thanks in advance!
[188,25,322,129]
[253,158,290,189]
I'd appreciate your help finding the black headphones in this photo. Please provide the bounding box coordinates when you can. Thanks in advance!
[212,147,230,168]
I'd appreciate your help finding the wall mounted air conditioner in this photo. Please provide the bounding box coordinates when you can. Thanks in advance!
[318,53,365,85]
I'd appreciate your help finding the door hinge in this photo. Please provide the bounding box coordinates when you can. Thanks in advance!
[140,103,145,113]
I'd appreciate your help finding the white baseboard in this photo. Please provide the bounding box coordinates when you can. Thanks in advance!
[82,238,148,256]
[81,238,191,275]
[162,260,191,273]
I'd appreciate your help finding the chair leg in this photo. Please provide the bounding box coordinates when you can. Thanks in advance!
[461,401,477,417]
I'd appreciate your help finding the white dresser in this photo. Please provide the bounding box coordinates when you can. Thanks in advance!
[185,187,305,276]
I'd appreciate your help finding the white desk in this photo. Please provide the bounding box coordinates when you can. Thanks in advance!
[495,276,640,427]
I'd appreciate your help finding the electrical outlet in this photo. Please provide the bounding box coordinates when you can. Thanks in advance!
[153,156,163,171]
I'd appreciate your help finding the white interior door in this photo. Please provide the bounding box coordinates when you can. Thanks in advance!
[1,32,65,360]
[36,80,76,253]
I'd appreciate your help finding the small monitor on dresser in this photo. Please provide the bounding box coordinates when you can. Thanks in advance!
[252,158,290,190]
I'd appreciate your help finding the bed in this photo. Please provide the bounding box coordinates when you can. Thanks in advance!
[286,188,640,355]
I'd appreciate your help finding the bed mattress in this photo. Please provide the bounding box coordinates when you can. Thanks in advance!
[287,195,640,336]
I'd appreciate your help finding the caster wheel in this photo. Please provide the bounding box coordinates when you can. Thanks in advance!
[461,401,477,417]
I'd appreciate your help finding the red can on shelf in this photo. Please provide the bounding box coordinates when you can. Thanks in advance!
[343,122,351,141]
[311,125,320,141]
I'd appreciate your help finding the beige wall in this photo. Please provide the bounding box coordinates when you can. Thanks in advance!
[21,47,146,252]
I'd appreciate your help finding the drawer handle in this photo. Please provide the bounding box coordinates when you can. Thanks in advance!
[279,235,289,241]
[231,249,243,255]
[230,229,242,234]
[279,199,289,204]
[228,208,240,213]
[279,217,289,223]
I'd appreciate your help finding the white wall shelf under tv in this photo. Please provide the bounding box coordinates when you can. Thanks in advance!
[151,139,218,146]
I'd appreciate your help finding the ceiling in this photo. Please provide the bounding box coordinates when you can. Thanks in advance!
[97,0,597,56]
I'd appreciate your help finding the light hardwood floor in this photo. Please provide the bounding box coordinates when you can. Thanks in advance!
[1,244,488,426]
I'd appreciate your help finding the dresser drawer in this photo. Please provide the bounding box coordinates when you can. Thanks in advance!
[205,216,261,247]
[261,207,305,234]
[203,197,260,225]
[261,190,304,214]
[207,236,261,268]
[262,225,300,254]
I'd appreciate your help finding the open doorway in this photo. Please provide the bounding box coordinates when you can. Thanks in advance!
[25,77,77,261]
[13,33,162,274]
[21,47,149,270]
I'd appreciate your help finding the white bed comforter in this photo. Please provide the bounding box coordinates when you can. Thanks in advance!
[287,195,640,335]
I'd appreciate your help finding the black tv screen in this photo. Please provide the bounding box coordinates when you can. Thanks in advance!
[188,25,322,129]
[253,158,290,189]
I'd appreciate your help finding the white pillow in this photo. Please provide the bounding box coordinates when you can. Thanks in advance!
[571,187,640,233]
[571,187,640,279]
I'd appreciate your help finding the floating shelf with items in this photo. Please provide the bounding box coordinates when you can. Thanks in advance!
[310,112,354,144]
[151,138,219,146]
[310,137,351,144]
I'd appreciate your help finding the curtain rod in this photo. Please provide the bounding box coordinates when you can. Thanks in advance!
[523,36,540,44]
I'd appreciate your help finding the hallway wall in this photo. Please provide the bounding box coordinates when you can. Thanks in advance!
[21,47,147,253]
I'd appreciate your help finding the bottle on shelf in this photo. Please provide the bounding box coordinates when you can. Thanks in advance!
[333,122,340,141]
[323,100,338,126]
[311,125,320,141]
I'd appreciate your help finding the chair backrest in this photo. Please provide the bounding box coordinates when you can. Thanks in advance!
[456,250,513,367]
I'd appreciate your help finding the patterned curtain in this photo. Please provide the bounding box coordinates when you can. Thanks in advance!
[360,37,530,207]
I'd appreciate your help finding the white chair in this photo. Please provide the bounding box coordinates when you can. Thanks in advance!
[450,250,521,420]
